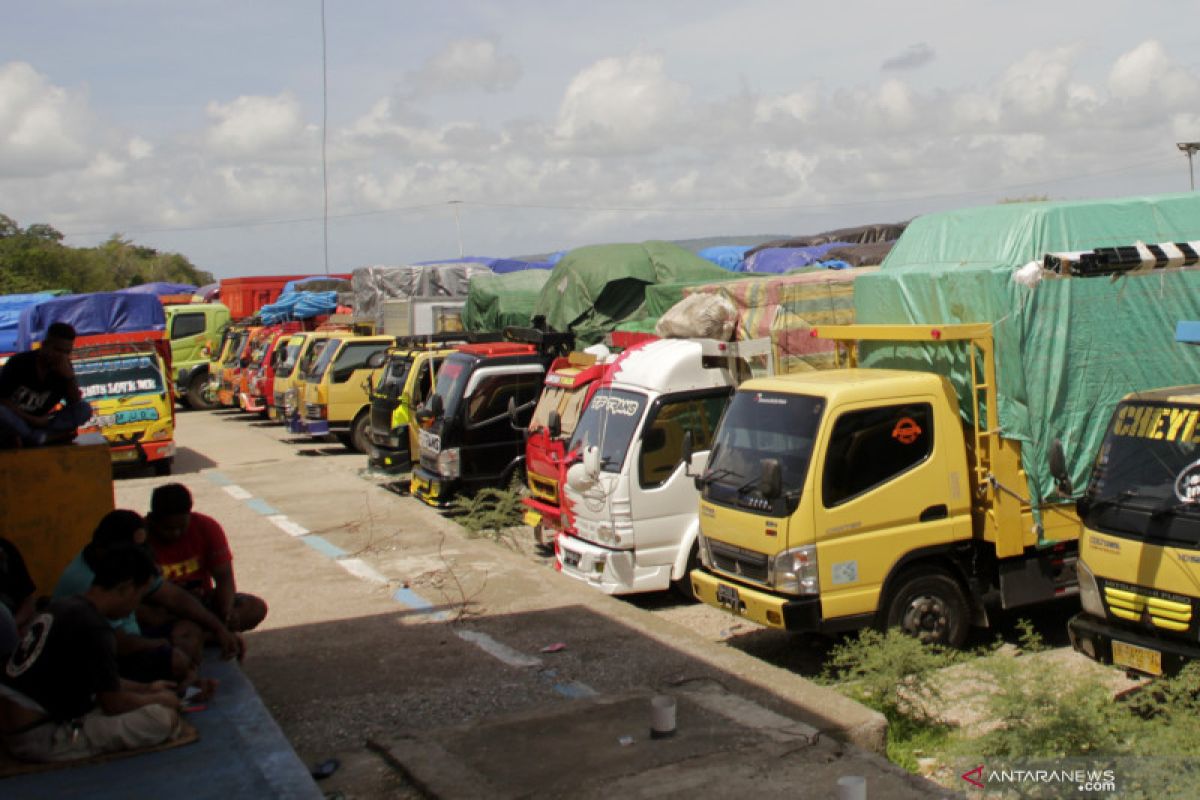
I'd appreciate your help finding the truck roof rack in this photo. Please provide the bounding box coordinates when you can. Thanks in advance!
[503,325,575,358]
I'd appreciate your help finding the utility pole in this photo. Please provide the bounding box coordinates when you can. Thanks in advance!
[1178,142,1200,191]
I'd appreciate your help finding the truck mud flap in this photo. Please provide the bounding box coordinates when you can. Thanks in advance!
[998,546,1079,609]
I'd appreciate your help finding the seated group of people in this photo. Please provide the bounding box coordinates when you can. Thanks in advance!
[0,483,267,763]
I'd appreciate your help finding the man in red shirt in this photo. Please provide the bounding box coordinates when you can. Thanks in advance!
[145,484,268,633]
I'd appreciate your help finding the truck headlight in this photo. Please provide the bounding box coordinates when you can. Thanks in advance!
[772,545,819,595]
[436,447,461,479]
[697,535,713,569]
[1077,559,1105,618]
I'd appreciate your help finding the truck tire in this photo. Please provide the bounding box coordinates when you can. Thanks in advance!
[348,412,371,454]
[186,373,217,410]
[883,568,969,647]
[153,457,174,477]
[670,541,701,602]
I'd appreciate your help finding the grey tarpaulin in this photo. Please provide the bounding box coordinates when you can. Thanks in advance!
[352,263,492,329]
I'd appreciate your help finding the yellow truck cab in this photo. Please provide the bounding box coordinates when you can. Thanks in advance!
[300,333,395,451]
[74,341,176,475]
[367,343,458,473]
[267,332,308,420]
[281,331,339,430]
[690,324,1082,646]
[1068,386,1200,676]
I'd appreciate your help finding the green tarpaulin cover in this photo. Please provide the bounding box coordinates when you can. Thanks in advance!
[461,270,551,332]
[855,191,1200,510]
[534,241,730,345]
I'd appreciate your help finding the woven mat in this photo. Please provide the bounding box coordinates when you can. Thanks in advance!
[0,719,198,778]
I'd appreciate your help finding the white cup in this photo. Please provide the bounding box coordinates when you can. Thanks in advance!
[650,695,676,738]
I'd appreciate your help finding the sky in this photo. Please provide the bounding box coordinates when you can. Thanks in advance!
[3,1,1200,279]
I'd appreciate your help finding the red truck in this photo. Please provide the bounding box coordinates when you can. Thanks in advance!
[219,274,350,321]
[239,323,303,415]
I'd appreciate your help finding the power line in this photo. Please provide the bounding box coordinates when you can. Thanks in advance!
[59,153,1180,239]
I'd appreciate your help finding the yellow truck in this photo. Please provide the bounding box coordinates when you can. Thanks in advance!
[366,342,459,474]
[279,331,339,430]
[690,323,1082,646]
[299,333,396,452]
[1066,385,1200,675]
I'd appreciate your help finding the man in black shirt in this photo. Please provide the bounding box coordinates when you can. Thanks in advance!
[0,322,93,448]
[0,537,36,661]
[0,543,181,762]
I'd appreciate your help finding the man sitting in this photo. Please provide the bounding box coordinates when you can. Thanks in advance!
[0,544,182,762]
[145,484,268,633]
[55,509,244,685]
[0,322,93,448]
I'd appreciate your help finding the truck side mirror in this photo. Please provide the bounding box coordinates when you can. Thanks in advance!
[547,410,562,439]
[367,351,386,369]
[759,458,782,500]
[583,445,601,479]
[680,431,695,476]
[1048,438,1072,496]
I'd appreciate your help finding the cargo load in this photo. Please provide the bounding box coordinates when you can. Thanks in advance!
[853,191,1200,506]
[461,270,551,332]
[351,263,490,334]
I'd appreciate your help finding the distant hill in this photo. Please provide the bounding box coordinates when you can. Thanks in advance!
[517,233,791,261]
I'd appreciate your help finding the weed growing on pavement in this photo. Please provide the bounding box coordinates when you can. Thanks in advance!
[448,481,526,543]
[1013,617,1048,653]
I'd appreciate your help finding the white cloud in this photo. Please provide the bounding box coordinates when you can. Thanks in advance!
[998,46,1078,119]
[0,62,94,178]
[204,93,309,156]
[552,54,691,155]
[1109,40,1199,104]
[406,38,521,94]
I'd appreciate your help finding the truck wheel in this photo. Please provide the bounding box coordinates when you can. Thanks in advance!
[670,541,701,602]
[348,412,371,453]
[883,568,969,647]
[153,457,174,477]
[187,374,217,410]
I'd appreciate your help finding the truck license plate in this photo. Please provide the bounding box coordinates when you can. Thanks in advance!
[419,430,440,453]
[522,510,542,528]
[562,548,581,568]
[1112,640,1162,676]
[716,584,743,614]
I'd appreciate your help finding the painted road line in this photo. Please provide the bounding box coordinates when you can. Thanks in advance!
[223,485,253,500]
[301,536,347,559]
[245,498,279,516]
[455,630,543,668]
[552,681,599,699]
[268,515,309,537]
[206,471,232,486]
[338,558,389,585]
[392,588,451,621]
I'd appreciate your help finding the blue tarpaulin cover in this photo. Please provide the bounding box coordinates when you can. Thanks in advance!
[698,245,752,271]
[0,293,55,353]
[117,282,197,296]
[257,291,339,324]
[739,243,853,273]
[17,292,165,349]
[415,256,553,274]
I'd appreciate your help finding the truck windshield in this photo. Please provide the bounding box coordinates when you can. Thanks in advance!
[306,339,341,381]
[1087,400,1200,544]
[530,384,589,438]
[274,338,304,379]
[430,353,475,420]
[76,355,164,401]
[705,390,824,497]
[569,388,647,473]
[297,338,328,378]
[222,331,247,365]
[377,355,414,399]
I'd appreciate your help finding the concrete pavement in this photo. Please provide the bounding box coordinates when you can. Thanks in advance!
[113,407,952,798]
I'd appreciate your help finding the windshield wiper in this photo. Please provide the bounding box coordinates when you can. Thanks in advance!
[1088,488,1141,512]
[1151,499,1200,520]
[699,467,742,487]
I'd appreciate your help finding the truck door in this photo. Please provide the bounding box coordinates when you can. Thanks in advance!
[329,340,392,420]
[169,310,208,369]
[461,367,545,484]
[405,356,439,459]
[812,400,958,621]
[630,390,732,569]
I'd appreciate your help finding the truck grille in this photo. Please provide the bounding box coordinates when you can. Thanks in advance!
[1104,582,1194,632]
[529,474,558,503]
[370,400,396,437]
[708,540,769,583]
[304,403,324,420]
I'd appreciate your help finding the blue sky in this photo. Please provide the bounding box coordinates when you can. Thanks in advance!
[3,1,1199,278]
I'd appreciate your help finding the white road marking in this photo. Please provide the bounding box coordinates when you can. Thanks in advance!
[337,558,389,585]
[455,630,543,668]
[267,515,309,537]
[223,485,253,500]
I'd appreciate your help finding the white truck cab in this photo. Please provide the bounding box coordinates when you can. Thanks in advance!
[557,337,770,596]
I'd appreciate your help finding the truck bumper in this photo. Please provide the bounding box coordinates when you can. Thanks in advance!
[110,440,176,466]
[305,419,330,436]
[1068,613,1199,677]
[240,393,265,413]
[554,533,671,594]
[521,496,562,534]
[690,568,824,631]
[412,468,457,508]
[369,443,412,474]
[286,415,308,434]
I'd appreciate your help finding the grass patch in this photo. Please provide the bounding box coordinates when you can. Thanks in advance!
[447,480,526,542]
